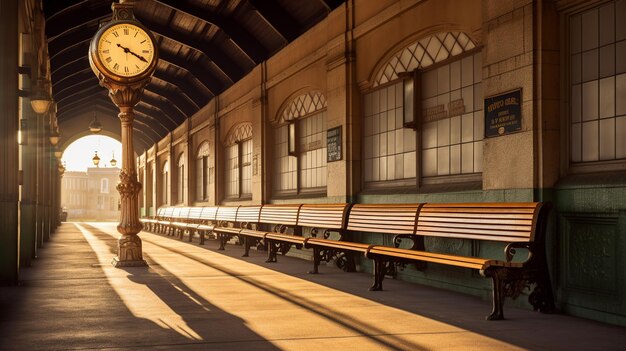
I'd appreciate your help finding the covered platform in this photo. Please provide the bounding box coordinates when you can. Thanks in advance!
[1,223,624,351]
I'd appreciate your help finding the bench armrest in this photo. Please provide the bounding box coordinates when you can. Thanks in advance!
[504,242,536,263]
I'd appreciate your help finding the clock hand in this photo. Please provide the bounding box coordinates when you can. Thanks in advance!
[116,43,148,63]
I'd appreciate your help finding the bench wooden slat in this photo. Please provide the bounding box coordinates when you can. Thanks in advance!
[200,207,219,221]
[306,238,371,252]
[216,206,239,222]
[420,216,533,225]
[265,233,306,244]
[234,206,262,223]
[296,204,349,229]
[347,204,420,234]
[418,221,533,232]
[259,204,302,225]
[240,229,267,238]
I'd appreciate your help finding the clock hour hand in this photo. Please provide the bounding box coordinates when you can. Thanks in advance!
[116,43,148,63]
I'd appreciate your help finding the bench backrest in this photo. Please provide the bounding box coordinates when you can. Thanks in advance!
[217,206,239,222]
[260,204,302,226]
[236,205,262,223]
[187,207,203,220]
[156,207,165,217]
[161,207,174,218]
[297,204,350,230]
[200,206,219,221]
[347,204,422,235]
[177,207,191,220]
[416,203,542,242]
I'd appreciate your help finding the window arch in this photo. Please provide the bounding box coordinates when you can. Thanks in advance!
[176,153,185,204]
[162,160,169,205]
[196,141,210,202]
[364,31,482,187]
[224,123,252,199]
[274,91,328,195]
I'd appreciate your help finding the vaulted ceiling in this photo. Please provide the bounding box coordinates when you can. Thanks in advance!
[44,0,344,151]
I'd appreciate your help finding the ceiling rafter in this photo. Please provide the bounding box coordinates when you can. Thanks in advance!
[152,0,266,64]
[248,0,300,42]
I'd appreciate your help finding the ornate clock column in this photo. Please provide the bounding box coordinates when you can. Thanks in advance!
[109,81,148,267]
[89,1,158,267]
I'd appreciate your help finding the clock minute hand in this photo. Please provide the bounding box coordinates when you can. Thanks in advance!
[116,43,148,63]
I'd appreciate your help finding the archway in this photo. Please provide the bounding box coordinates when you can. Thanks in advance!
[60,135,123,222]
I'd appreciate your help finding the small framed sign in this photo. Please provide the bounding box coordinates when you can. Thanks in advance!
[484,89,522,138]
[326,126,342,162]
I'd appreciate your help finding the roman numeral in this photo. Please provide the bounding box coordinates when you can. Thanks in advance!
[113,63,119,70]
[142,50,149,53]
[140,40,146,44]
[102,49,109,54]
[112,31,119,38]
[135,64,140,69]
[124,66,129,73]
[105,57,112,63]
[123,28,129,35]
[134,31,138,38]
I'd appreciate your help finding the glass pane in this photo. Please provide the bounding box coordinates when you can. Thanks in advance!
[617,0,626,41]
[437,147,450,175]
[422,148,437,177]
[422,122,437,148]
[404,151,416,178]
[474,82,483,112]
[617,41,626,74]
[474,51,482,82]
[450,60,461,90]
[450,115,461,144]
[474,141,483,172]
[599,45,615,78]
[462,55,473,87]
[437,64,450,94]
[450,144,461,174]
[423,69,438,98]
[387,85,396,109]
[461,113,474,142]
[379,156,387,180]
[571,53,581,84]
[462,86,474,111]
[364,93,372,117]
[581,9,598,51]
[395,154,404,179]
[582,49,598,82]
[599,77,615,118]
[599,3,615,46]
[395,129,404,153]
[572,84,581,122]
[617,73,626,115]
[616,116,626,158]
[599,118,615,160]
[437,118,450,146]
[387,154,396,179]
[404,129,416,152]
[462,142,474,173]
[380,86,388,111]
[582,121,599,161]
[582,80,598,121]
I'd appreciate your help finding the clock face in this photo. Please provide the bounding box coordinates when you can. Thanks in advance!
[97,23,155,78]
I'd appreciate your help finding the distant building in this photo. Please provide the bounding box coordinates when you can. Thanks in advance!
[61,167,120,221]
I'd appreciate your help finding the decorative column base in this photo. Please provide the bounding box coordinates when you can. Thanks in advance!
[111,233,147,267]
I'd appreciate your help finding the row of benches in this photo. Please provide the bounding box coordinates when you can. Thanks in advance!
[140,202,554,320]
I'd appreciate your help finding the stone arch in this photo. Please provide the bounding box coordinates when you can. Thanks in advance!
[276,90,327,125]
[224,122,252,146]
[370,31,478,88]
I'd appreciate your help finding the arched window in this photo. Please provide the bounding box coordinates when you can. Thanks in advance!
[177,153,184,204]
[196,142,210,202]
[162,160,169,205]
[274,91,327,195]
[364,31,482,187]
[100,178,109,194]
[224,123,252,199]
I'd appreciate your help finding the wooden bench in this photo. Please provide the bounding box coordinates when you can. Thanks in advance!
[140,208,162,232]
[170,207,192,238]
[304,204,422,274]
[240,204,302,261]
[155,207,175,234]
[361,202,553,320]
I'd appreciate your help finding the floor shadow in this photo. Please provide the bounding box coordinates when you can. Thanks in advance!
[145,229,626,351]
[0,223,281,351]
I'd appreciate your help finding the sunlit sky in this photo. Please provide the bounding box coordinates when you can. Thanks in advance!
[62,135,122,172]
